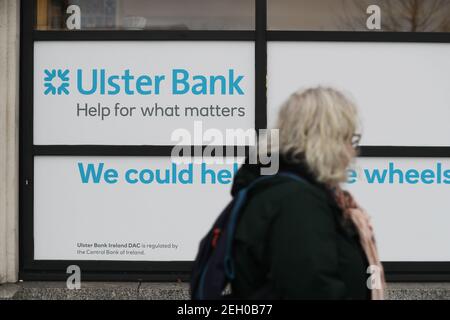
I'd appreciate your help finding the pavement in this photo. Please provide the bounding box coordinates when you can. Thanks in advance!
[0,282,449,300]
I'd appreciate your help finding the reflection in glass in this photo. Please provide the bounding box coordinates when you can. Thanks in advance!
[36,0,255,30]
[268,0,450,32]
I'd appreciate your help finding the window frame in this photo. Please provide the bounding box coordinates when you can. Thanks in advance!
[20,0,450,281]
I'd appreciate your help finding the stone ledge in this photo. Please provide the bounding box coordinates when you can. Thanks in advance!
[14,282,140,300]
[0,284,21,300]
[0,282,449,300]
[386,283,450,300]
[138,282,190,300]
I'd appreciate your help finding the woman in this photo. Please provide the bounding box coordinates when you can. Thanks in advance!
[230,87,385,300]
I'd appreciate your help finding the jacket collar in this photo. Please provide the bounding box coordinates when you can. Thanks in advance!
[232,153,340,209]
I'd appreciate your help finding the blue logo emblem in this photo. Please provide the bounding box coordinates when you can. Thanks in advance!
[44,69,70,95]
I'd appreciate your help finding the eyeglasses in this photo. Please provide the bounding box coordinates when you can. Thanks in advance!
[351,133,362,149]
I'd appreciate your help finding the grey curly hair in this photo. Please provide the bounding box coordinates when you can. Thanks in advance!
[274,86,360,185]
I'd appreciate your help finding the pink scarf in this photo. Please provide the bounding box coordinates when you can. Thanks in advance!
[334,188,386,300]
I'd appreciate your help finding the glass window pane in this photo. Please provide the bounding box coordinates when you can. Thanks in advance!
[268,0,450,32]
[36,0,255,30]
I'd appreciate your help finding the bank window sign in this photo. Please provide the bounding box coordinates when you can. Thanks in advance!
[21,0,450,281]
[34,41,255,145]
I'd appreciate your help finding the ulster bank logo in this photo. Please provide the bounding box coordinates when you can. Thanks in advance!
[44,69,70,95]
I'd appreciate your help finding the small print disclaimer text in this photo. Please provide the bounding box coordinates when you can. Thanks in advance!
[75,242,179,257]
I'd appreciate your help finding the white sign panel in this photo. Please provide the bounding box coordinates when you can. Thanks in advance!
[346,157,450,261]
[34,155,450,262]
[34,156,243,261]
[34,41,255,145]
[268,42,450,146]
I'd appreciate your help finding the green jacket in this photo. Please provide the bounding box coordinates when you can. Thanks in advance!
[230,159,370,300]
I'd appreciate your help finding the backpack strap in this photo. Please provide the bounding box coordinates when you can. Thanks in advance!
[224,172,307,280]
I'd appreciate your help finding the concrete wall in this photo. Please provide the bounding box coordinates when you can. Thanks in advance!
[0,0,20,284]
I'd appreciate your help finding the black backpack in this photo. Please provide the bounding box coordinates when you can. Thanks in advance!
[190,172,305,300]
